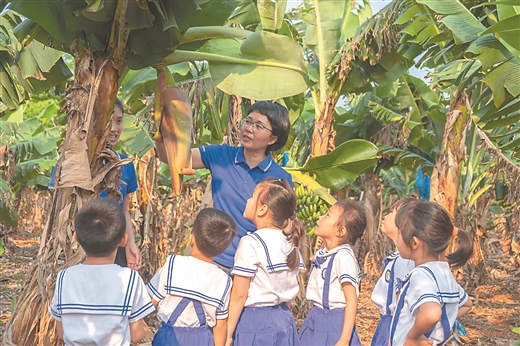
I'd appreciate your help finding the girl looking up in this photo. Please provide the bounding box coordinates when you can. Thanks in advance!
[299,200,367,346]
[371,197,417,346]
[226,178,306,346]
[390,201,473,346]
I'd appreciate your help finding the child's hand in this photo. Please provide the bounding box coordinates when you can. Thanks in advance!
[224,336,233,346]
[334,336,351,346]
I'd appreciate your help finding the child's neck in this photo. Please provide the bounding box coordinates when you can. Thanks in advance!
[190,247,213,264]
[83,254,116,265]
[412,253,439,267]
[323,238,344,251]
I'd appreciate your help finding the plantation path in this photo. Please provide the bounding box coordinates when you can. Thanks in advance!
[1,226,519,345]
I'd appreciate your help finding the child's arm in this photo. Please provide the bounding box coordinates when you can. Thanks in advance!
[225,275,251,346]
[129,319,145,343]
[56,321,64,339]
[457,296,472,318]
[405,302,440,345]
[335,282,358,346]
[213,317,227,346]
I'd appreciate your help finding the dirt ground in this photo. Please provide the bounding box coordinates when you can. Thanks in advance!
[1,227,519,345]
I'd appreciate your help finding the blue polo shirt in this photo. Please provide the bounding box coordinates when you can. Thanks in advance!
[49,151,138,207]
[199,144,293,268]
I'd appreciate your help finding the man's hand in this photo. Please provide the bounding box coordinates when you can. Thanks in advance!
[125,241,142,270]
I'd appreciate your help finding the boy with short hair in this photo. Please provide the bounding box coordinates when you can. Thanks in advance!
[49,198,154,345]
[146,208,237,346]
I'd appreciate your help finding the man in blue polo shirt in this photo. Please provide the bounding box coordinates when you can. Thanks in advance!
[156,101,293,273]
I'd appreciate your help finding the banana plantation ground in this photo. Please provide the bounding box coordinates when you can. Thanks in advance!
[1,189,519,345]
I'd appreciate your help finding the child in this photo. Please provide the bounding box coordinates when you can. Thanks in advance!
[146,208,237,346]
[371,197,417,346]
[49,198,155,345]
[226,178,306,346]
[389,201,473,346]
[299,200,367,346]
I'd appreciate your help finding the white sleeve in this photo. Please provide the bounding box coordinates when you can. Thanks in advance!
[216,277,233,319]
[458,283,469,307]
[129,272,155,323]
[334,250,360,289]
[146,255,174,302]
[49,270,64,321]
[231,236,259,277]
[407,270,440,314]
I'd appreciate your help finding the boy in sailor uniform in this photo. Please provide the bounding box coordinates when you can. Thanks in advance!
[146,208,237,346]
[389,201,473,346]
[49,198,155,346]
[299,200,367,346]
[370,198,417,346]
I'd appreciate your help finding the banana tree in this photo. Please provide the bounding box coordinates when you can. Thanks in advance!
[395,0,520,242]
[1,0,312,344]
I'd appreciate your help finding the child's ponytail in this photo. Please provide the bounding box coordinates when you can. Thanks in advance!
[257,178,305,272]
[283,216,306,272]
[447,228,473,269]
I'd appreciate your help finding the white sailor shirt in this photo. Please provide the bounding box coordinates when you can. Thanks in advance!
[231,228,306,307]
[49,264,155,346]
[371,252,415,316]
[147,255,232,327]
[306,244,362,309]
[389,261,470,346]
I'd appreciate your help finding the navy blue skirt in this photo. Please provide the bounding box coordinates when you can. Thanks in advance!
[371,314,392,346]
[234,303,299,345]
[298,306,361,346]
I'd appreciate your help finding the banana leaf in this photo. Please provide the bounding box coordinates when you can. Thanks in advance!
[290,139,379,190]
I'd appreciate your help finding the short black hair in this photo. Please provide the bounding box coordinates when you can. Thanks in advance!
[74,198,126,257]
[248,101,290,152]
[192,208,237,258]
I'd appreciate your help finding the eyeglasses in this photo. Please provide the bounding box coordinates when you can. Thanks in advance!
[241,118,273,133]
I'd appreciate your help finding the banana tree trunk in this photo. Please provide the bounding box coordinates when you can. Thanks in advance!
[4,50,121,346]
[430,91,471,217]
[5,43,127,346]
[360,172,385,276]
[311,98,336,157]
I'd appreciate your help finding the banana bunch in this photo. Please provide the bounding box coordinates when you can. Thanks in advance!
[294,183,329,236]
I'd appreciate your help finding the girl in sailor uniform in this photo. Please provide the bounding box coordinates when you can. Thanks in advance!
[389,201,473,346]
[147,208,237,346]
[49,198,155,346]
[370,198,417,346]
[226,178,306,346]
[299,200,367,346]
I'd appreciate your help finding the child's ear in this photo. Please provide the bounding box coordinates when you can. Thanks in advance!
[119,233,128,247]
[411,236,421,250]
[257,203,269,217]
[336,227,347,238]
